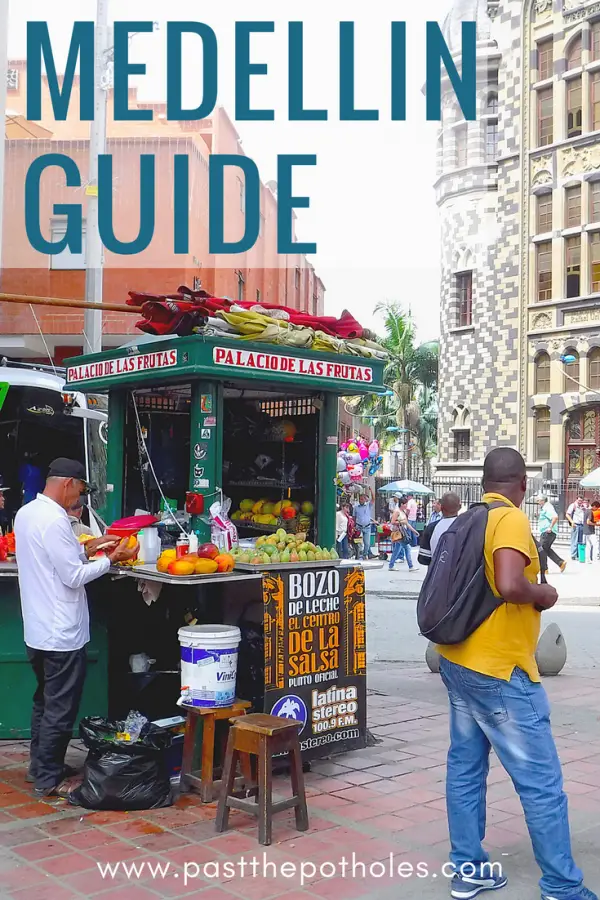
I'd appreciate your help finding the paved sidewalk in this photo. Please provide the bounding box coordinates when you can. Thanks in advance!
[1,669,600,899]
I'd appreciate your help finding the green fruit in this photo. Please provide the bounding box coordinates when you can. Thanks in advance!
[306,543,316,553]
[281,550,291,564]
[262,553,271,565]
[322,549,331,561]
[285,534,296,543]
[271,551,281,564]
[315,550,324,561]
[290,550,300,563]
[276,529,287,542]
[277,541,286,551]
[299,550,308,562]
[263,544,276,556]
[239,552,251,563]
[307,551,316,562]
[301,501,314,516]
[330,548,339,560]
[251,556,263,565]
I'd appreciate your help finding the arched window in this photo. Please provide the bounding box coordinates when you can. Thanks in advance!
[485,94,499,163]
[566,34,583,70]
[452,406,471,461]
[535,352,551,394]
[589,348,600,390]
[535,408,551,461]
[564,348,580,391]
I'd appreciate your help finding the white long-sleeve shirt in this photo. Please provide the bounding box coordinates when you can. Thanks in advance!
[14,494,111,651]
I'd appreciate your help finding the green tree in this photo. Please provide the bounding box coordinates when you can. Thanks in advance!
[349,302,439,476]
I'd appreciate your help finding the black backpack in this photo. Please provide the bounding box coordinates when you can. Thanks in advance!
[417,502,508,645]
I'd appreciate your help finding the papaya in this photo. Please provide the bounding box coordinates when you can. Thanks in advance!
[168,560,196,576]
[194,558,219,575]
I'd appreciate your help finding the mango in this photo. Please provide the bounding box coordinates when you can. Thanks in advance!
[168,560,196,576]
[194,558,219,575]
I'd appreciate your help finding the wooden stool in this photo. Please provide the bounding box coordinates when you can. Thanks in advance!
[180,700,251,802]
[215,713,309,846]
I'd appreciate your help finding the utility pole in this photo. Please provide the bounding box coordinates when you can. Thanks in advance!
[0,0,10,283]
[83,0,110,354]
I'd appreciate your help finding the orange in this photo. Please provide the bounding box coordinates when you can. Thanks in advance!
[214,553,235,573]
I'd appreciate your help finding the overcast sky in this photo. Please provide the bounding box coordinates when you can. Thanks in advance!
[7,0,451,343]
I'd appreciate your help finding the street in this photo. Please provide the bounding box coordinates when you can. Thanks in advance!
[364,560,600,671]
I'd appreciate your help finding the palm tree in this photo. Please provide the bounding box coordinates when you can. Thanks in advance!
[349,302,439,477]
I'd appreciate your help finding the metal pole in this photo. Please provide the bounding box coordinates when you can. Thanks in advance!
[84,0,110,353]
[0,0,10,282]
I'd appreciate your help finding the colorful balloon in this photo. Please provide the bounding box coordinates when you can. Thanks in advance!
[337,454,347,472]
[368,440,379,459]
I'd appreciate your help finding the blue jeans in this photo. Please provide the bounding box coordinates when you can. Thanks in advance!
[358,524,371,559]
[408,520,418,546]
[336,536,349,559]
[439,657,583,899]
[389,539,412,569]
[570,524,583,559]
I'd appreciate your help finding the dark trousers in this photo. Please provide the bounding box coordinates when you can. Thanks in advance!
[26,647,87,791]
[540,531,564,571]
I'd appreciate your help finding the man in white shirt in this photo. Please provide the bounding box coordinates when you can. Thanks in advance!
[15,458,137,797]
[406,494,419,547]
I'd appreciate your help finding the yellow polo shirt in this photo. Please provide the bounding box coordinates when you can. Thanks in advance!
[438,492,542,682]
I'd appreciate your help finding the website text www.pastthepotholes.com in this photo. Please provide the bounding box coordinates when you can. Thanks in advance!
[97,855,504,887]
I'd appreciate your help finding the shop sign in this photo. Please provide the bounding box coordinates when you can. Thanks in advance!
[201,395,213,413]
[203,416,216,427]
[213,347,373,384]
[66,349,178,384]
[201,428,212,439]
[263,567,367,760]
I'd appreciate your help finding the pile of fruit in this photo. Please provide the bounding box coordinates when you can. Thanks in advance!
[230,529,339,566]
[231,498,314,530]
[156,543,235,577]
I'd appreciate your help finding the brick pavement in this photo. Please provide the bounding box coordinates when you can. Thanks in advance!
[1,670,600,900]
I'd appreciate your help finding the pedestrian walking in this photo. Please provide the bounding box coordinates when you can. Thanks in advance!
[566,496,587,561]
[584,502,600,564]
[437,448,595,900]
[388,496,419,572]
[352,488,374,560]
[536,494,567,574]
[418,492,461,566]
[406,493,419,546]
[14,459,138,798]
[335,505,349,559]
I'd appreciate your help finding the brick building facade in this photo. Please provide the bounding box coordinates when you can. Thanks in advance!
[1,60,324,362]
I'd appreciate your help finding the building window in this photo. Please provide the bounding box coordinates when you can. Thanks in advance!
[566,235,581,297]
[236,270,245,302]
[592,182,600,222]
[593,22,600,61]
[593,72,600,132]
[565,185,582,228]
[456,271,473,327]
[567,77,583,138]
[486,121,498,163]
[591,233,600,292]
[567,34,583,70]
[535,408,551,461]
[537,194,553,233]
[535,352,551,394]
[564,348,580,391]
[538,39,553,81]
[237,178,245,213]
[537,241,552,302]
[454,430,471,462]
[49,220,86,270]
[455,124,468,167]
[538,88,553,147]
[589,347,600,389]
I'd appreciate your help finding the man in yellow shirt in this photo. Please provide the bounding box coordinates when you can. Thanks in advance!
[438,449,595,900]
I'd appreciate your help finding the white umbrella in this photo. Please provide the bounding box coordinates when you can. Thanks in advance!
[580,467,600,488]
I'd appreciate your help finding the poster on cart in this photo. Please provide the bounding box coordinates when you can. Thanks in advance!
[263,566,367,760]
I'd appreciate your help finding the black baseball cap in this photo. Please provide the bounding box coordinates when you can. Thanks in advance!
[48,458,91,493]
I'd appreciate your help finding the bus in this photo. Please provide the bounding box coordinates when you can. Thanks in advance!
[0,359,108,531]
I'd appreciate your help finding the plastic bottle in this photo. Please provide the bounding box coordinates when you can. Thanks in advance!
[188,531,199,555]
[139,528,161,565]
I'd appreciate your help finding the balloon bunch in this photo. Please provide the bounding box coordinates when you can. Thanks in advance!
[335,437,383,489]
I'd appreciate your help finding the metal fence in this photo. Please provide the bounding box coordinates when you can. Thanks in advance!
[375,473,600,543]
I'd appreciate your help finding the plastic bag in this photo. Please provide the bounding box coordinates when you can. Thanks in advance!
[70,717,173,811]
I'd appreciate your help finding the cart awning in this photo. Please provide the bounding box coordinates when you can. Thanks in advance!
[64,335,385,396]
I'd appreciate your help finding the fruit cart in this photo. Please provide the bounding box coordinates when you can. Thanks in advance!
[4,333,383,757]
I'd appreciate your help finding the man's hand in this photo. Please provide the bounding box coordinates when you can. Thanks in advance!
[108,538,140,565]
[534,584,559,610]
[84,536,120,559]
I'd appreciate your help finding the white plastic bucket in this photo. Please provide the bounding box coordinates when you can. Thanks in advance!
[178,624,241,708]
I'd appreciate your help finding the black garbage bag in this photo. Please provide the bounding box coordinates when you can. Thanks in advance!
[70,717,173,811]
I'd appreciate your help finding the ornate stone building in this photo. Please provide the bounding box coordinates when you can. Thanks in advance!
[436,0,600,484]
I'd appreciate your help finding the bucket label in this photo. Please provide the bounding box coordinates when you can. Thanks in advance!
[180,645,239,708]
